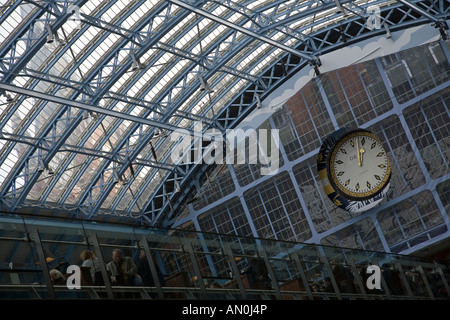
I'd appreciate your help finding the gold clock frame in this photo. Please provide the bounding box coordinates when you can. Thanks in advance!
[328,130,391,201]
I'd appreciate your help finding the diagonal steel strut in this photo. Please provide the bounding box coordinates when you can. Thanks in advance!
[167,0,316,62]
[0,83,207,139]
[396,0,441,23]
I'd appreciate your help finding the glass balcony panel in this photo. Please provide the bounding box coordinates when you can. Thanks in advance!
[0,214,449,300]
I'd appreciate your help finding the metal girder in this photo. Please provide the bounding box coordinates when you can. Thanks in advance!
[66,4,267,217]
[0,83,204,137]
[0,0,200,209]
[57,3,193,215]
[168,0,317,62]
[10,66,218,125]
[115,0,338,221]
[75,30,270,220]
[69,6,199,218]
[0,83,194,210]
[0,0,90,84]
[1,0,284,218]
[0,0,141,201]
[124,45,274,221]
[0,1,199,216]
[0,131,180,172]
[138,15,338,223]
[140,51,299,225]
[397,0,442,22]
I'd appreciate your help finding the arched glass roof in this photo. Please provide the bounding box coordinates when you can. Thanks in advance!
[0,0,448,226]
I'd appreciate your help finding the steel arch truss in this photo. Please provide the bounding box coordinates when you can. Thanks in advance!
[0,0,448,226]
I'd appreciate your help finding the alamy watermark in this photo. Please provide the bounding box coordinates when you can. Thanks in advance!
[169,121,281,176]
[366,264,382,290]
[366,5,382,31]
[66,265,81,289]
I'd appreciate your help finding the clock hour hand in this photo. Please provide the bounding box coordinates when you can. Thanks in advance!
[360,147,365,166]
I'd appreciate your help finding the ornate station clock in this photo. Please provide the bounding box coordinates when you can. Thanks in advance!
[317,128,391,213]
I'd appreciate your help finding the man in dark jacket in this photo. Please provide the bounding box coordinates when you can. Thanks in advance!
[106,248,143,286]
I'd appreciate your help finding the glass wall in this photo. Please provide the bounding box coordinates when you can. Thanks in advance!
[0,213,449,300]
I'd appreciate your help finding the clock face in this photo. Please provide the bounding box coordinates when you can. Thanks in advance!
[328,130,391,201]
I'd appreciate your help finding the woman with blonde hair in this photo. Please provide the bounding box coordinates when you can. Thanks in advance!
[80,250,96,261]
[80,250,102,285]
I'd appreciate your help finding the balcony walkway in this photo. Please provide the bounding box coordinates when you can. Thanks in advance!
[0,213,449,300]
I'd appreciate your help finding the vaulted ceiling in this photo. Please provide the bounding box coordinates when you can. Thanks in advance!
[0,0,448,227]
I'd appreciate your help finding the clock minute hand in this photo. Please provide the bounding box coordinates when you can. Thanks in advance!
[356,138,361,166]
